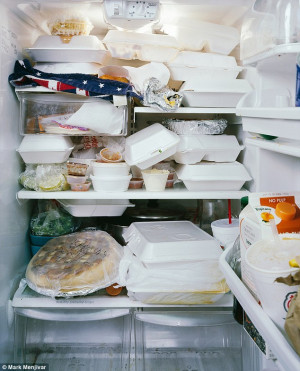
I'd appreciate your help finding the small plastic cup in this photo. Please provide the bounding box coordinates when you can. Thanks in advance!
[142,169,169,192]
[66,175,88,184]
[129,177,144,189]
[70,181,91,192]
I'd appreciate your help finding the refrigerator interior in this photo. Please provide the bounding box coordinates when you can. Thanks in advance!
[1,0,300,370]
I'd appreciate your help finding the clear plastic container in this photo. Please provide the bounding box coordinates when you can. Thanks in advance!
[134,310,242,370]
[14,307,131,370]
[70,181,91,192]
[19,92,128,136]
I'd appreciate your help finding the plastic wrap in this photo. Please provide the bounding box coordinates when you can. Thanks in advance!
[19,164,38,190]
[30,200,80,237]
[26,230,123,297]
[165,119,227,135]
[48,14,94,36]
[143,78,182,112]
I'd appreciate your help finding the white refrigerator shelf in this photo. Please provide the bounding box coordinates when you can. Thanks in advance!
[245,137,300,158]
[219,246,300,371]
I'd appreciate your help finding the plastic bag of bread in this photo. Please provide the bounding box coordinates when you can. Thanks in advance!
[26,230,123,297]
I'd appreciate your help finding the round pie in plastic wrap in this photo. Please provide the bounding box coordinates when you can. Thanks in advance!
[26,230,123,297]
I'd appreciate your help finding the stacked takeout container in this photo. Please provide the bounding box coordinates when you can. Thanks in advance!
[118,221,229,304]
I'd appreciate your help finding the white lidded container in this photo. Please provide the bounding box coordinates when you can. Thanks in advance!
[125,123,180,169]
[175,161,252,191]
[58,199,134,217]
[166,51,243,81]
[180,79,252,108]
[174,135,244,164]
[26,35,110,63]
[122,221,222,266]
[92,161,130,177]
[17,135,74,164]
[91,174,132,192]
[103,30,179,62]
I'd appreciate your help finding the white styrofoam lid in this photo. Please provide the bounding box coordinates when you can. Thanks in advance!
[180,79,251,93]
[175,161,252,180]
[124,221,222,263]
[166,51,238,68]
[177,135,242,152]
[211,218,239,231]
[32,35,106,50]
[125,123,180,165]
[17,135,74,151]
[103,30,178,48]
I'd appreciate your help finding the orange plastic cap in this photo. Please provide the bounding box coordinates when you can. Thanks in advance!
[275,202,296,221]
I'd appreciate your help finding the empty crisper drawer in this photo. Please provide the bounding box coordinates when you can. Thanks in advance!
[14,307,131,371]
[134,310,242,371]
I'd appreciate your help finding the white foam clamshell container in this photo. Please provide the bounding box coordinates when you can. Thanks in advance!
[17,135,74,164]
[26,35,110,63]
[122,221,222,266]
[175,161,252,191]
[125,123,180,169]
[103,30,179,62]
[58,199,134,217]
[174,135,244,164]
[166,51,243,81]
[180,79,252,108]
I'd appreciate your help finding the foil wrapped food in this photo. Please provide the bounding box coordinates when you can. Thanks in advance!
[164,118,228,135]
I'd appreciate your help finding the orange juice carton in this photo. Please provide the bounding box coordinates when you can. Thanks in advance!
[239,192,300,298]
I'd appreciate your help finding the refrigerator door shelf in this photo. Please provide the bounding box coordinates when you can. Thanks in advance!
[219,245,300,371]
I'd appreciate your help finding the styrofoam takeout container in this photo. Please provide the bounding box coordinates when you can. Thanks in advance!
[26,35,110,63]
[174,135,244,164]
[123,221,222,266]
[17,135,74,164]
[103,30,179,62]
[58,199,134,217]
[92,161,130,177]
[175,161,252,191]
[166,51,242,81]
[180,79,252,108]
[125,123,180,170]
[91,174,132,192]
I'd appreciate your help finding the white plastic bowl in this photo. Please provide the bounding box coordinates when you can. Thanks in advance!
[91,174,132,192]
[92,161,130,177]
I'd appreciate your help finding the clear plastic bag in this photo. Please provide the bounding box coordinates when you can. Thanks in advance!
[26,230,123,297]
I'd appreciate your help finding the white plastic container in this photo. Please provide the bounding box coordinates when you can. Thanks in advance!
[245,237,300,331]
[26,35,110,63]
[58,199,134,217]
[122,221,222,266]
[91,174,132,192]
[125,123,180,169]
[166,51,242,81]
[103,30,179,62]
[174,135,244,164]
[211,218,240,249]
[92,161,130,177]
[180,79,252,108]
[175,162,252,191]
[141,169,169,192]
[17,135,74,164]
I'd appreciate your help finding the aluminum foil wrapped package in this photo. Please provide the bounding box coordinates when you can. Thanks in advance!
[26,230,123,297]
[165,119,228,135]
[143,77,182,112]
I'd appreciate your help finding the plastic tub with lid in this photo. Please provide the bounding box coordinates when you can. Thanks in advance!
[103,30,179,62]
[125,123,180,170]
[123,220,222,266]
[91,174,132,192]
[180,79,252,108]
[92,161,130,177]
[17,135,74,164]
[174,135,244,164]
[175,161,252,191]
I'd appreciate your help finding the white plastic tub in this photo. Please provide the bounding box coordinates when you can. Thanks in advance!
[91,174,132,192]
[92,161,130,177]
[58,199,134,217]
[103,30,179,62]
[166,51,242,81]
[17,135,74,164]
[180,79,252,108]
[174,135,244,164]
[125,123,180,169]
[26,35,110,63]
[175,162,252,191]
[122,221,222,265]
